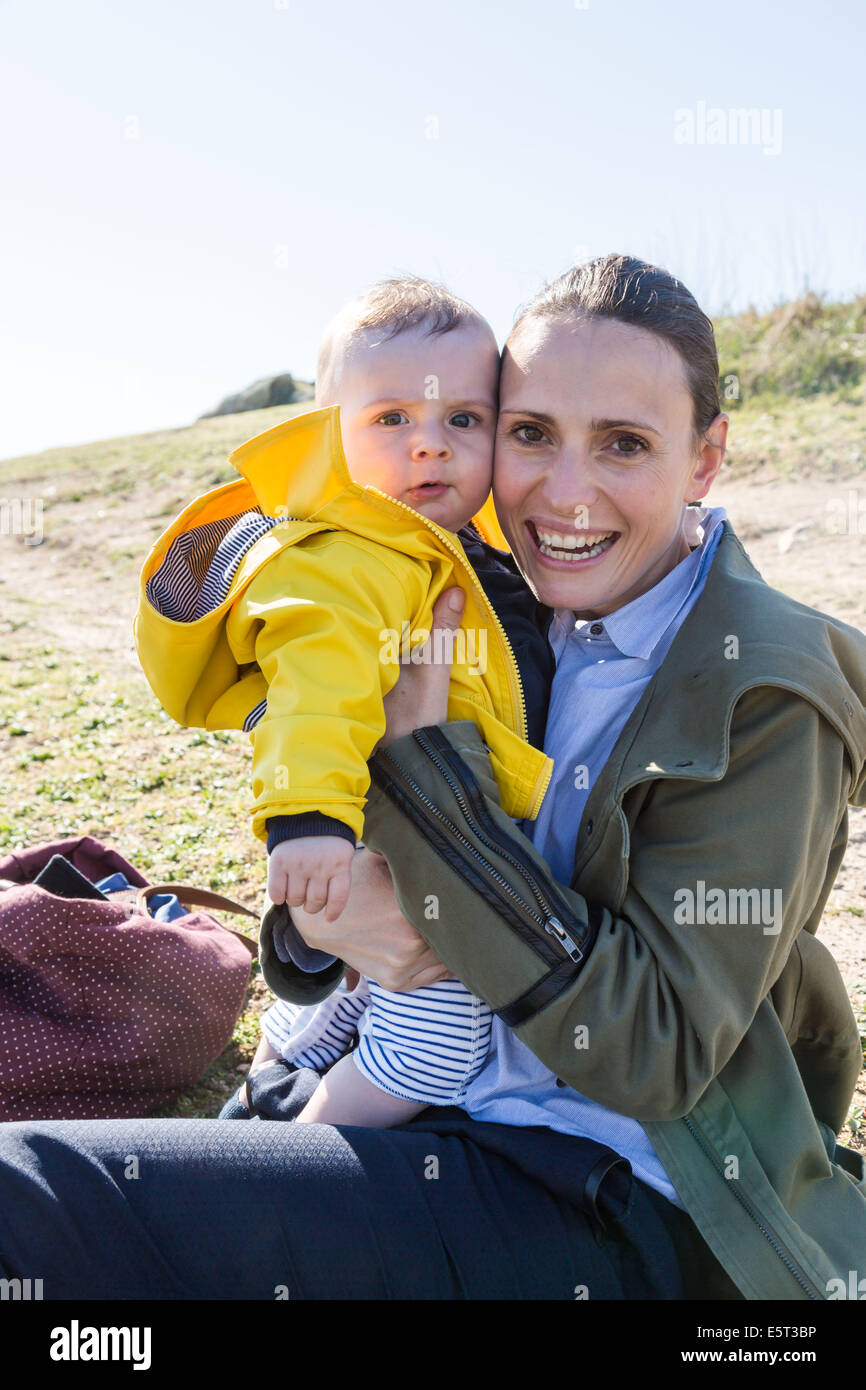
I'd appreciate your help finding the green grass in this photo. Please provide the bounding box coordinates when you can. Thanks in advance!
[0,649,272,1117]
[715,292,866,404]
[713,293,866,478]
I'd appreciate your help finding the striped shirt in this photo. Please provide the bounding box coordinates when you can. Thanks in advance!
[262,977,493,1105]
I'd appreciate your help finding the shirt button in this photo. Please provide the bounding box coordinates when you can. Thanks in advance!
[589,622,604,636]
[555,1077,568,1088]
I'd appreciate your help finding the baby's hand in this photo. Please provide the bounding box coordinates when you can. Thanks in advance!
[267,836,355,922]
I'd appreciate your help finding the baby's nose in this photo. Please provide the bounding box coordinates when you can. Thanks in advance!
[412,429,451,459]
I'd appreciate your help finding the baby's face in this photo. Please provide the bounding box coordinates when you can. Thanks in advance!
[333,321,499,533]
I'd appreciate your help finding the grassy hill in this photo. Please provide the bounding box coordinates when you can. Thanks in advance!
[714,292,866,477]
[0,294,864,1129]
[1,292,863,500]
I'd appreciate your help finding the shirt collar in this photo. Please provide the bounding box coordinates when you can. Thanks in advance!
[550,506,727,662]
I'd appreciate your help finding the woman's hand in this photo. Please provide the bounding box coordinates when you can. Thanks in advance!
[288,846,451,990]
[376,586,465,750]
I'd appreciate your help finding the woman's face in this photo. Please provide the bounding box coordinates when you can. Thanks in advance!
[493,315,727,618]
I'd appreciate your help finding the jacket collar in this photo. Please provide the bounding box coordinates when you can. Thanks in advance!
[613,521,866,797]
[228,406,359,518]
[549,508,727,662]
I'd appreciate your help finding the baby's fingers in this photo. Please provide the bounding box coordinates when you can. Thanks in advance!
[267,861,289,905]
[324,866,353,923]
[285,872,312,910]
[302,874,331,916]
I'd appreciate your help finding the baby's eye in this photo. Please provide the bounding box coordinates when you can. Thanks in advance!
[379,411,408,427]
[449,412,476,429]
[511,422,548,445]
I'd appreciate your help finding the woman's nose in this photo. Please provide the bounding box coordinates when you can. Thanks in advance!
[542,448,600,513]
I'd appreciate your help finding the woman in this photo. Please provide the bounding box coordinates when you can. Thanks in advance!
[1,255,863,1300]
[253,253,866,1298]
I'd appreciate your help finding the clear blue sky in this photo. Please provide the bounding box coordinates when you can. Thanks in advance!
[2,0,864,460]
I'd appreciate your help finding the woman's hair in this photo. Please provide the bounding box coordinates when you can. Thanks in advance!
[507,254,721,441]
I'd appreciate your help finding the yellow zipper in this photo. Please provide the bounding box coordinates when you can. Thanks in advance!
[364,487,528,744]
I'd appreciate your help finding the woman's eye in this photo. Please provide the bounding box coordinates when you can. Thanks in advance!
[379,411,408,426]
[511,423,548,446]
[610,434,647,456]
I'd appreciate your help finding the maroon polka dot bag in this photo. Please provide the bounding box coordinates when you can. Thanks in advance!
[0,835,258,1120]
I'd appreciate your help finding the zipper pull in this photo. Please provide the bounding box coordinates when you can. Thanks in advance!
[544,916,583,962]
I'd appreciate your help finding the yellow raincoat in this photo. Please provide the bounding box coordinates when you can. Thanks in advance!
[133,407,553,846]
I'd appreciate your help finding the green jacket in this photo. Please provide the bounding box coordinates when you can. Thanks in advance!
[264,522,866,1300]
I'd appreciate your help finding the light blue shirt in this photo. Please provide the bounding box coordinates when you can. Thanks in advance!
[458,508,727,1208]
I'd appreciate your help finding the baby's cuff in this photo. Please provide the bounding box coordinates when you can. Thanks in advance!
[266,813,357,854]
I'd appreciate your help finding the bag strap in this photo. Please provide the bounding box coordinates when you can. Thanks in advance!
[135,883,259,958]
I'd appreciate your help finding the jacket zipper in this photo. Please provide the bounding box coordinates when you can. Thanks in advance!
[369,490,528,744]
[682,1114,822,1300]
[372,747,582,969]
[412,726,586,960]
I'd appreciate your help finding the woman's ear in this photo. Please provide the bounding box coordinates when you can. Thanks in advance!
[687,412,728,503]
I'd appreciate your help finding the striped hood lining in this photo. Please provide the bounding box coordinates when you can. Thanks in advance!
[145,508,283,623]
[243,697,268,734]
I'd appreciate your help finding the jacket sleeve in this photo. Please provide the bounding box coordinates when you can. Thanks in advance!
[225,535,428,846]
[361,689,853,1123]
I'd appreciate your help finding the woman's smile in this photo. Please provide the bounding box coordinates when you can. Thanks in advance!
[525,518,620,565]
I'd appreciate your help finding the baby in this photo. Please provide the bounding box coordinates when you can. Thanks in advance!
[261,279,557,1126]
[266,284,501,924]
[137,276,556,1128]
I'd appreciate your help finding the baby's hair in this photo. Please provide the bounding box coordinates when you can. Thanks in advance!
[316,276,492,405]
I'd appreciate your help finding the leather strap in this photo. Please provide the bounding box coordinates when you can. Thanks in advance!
[496,956,583,1027]
[583,1152,632,1234]
[135,883,259,958]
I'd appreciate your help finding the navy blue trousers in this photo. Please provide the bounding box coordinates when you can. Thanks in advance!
[0,1063,739,1300]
